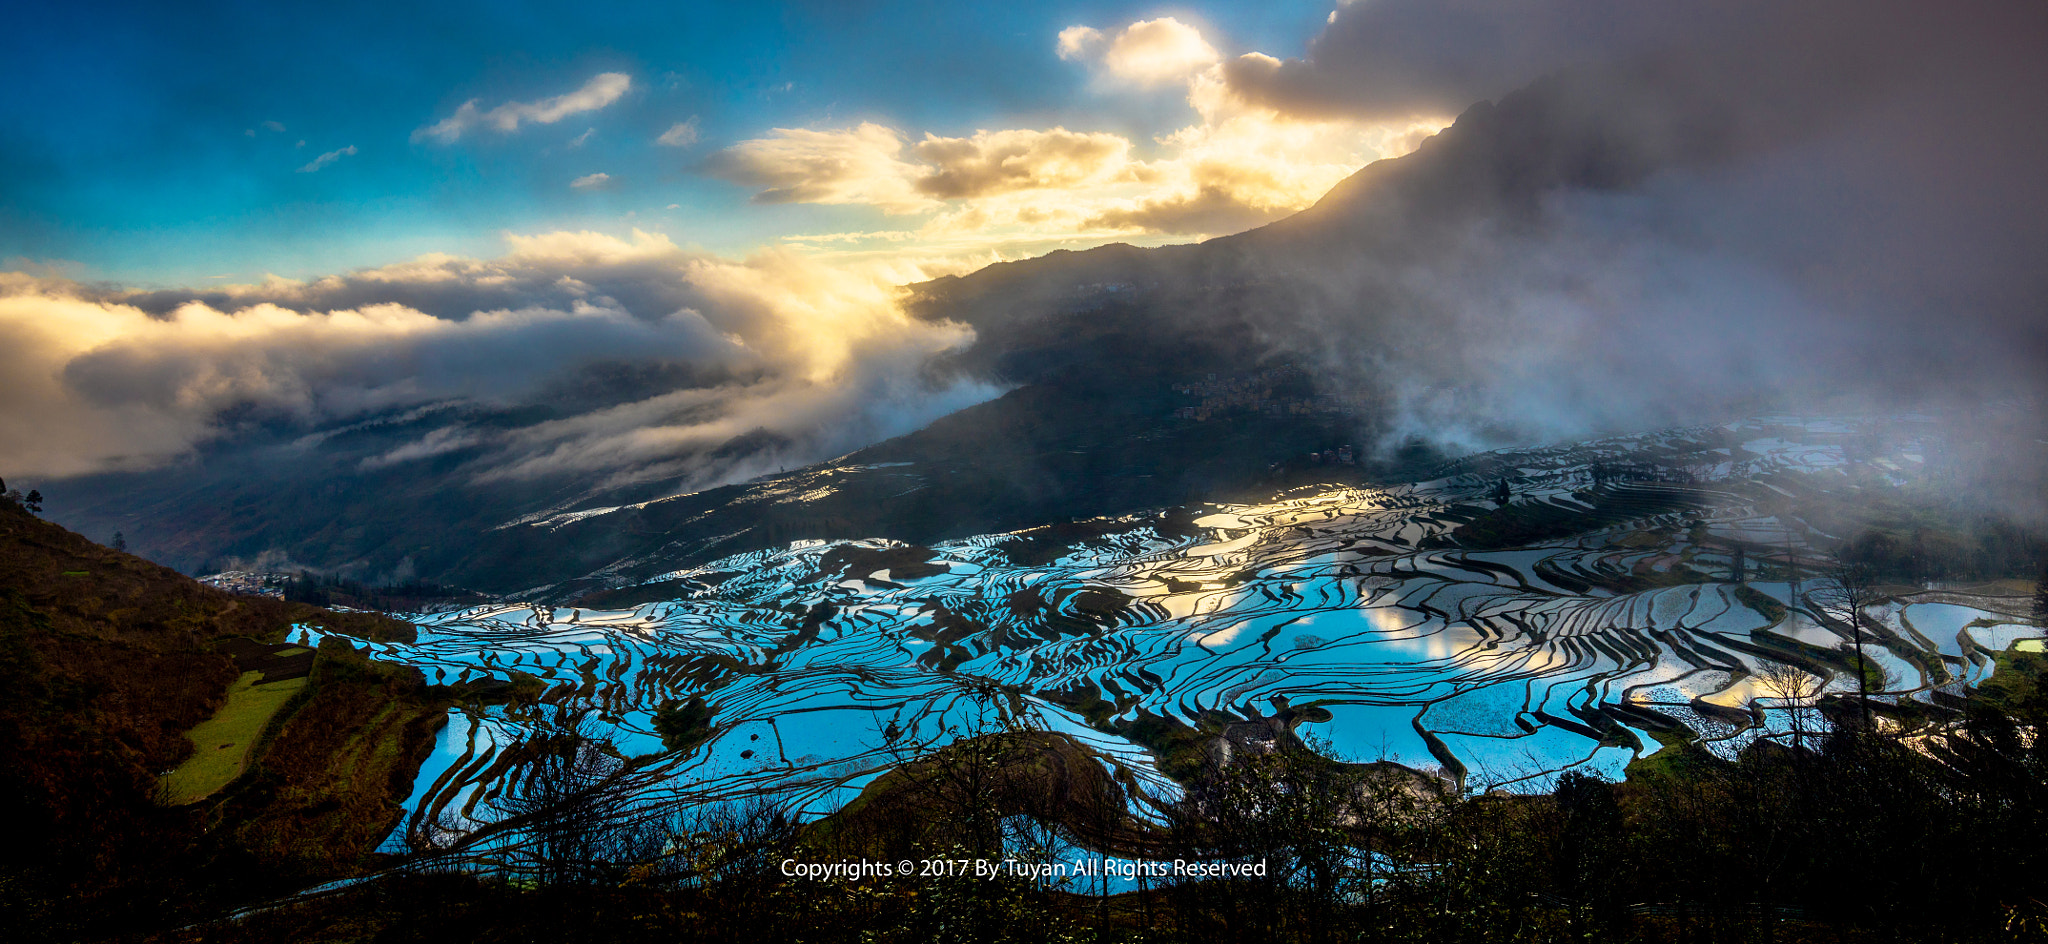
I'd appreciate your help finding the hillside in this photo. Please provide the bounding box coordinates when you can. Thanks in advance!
[0,496,444,940]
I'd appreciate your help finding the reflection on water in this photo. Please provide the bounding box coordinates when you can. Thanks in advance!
[301,412,2041,848]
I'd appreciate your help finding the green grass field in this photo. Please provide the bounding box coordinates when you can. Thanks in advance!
[162,670,309,805]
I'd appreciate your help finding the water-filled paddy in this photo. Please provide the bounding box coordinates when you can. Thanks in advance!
[296,413,2041,847]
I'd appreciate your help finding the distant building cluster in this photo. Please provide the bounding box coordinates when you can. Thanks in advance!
[1170,365,1365,422]
[197,571,286,598]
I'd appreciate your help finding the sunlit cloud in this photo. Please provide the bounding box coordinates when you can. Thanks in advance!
[0,231,993,491]
[413,72,633,143]
[911,127,1131,199]
[706,16,1449,259]
[296,144,357,173]
[569,171,612,190]
[1061,17,1221,86]
[704,123,936,213]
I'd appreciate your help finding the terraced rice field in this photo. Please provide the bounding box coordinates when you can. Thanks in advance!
[293,413,2043,849]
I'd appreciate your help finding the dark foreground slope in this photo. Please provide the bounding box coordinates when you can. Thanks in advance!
[0,497,448,941]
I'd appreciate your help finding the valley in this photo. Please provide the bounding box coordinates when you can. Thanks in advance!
[278,411,2042,867]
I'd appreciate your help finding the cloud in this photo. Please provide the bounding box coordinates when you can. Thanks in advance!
[413,72,632,144]
[1055,26,1104,61]
[0,231,992,491]
[1210,0,1662,121]
[261,120,286,133]
[569,172,611,190]
[656,117,700,148]
[704,123,936,213]
[296,145,357,173]
[1060,17,1219,85]
[1145,0,2048,471]
[704,17,1449,255]
[1101,17,1221,85]
[911,128,1130,199]
[1204,0,2025,129]
[710,125,1137,211]
[568,128,594,148]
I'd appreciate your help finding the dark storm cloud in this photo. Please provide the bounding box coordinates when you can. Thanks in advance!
[1206,0,2048,448]
[1217,0,2008,129]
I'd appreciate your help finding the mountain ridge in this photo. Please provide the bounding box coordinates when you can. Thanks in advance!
[40,65,1747,596]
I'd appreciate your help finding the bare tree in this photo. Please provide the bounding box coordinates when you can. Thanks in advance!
[1812,560,1882,727]
[1756,658,1826,752]
[489,707,635,885]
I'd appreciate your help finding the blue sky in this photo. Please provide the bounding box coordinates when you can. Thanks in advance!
[1,0,1361,285]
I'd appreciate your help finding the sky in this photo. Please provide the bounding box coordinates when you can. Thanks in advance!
[0,0,1465,482]
[0,0,1438,285]
[3,0,2043,493]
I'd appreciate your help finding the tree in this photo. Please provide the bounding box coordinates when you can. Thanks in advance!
[111,532,127,553]
[1174,734,1382,941]
[487,707,634,886]
[1551,771,1624,933]
[1813,560,1882,727]
[22,489,41,513]
[1757,657,1826,752]
[2034,561,2047,625]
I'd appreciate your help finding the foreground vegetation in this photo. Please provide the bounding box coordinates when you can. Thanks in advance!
[134,646,2047,944]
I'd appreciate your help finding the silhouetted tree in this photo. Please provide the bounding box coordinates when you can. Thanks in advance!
[111,532,126,553]
[2034,561,2047,624]
[22,489,41,513]
[1813,560,1881,726]
[1551,771,1624,933]
[1758,657,1825,752]
[1174,735,1380,942]
[488,708,634,886]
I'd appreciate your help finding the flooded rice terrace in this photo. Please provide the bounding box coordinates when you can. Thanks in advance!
[295,412,2043,849]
